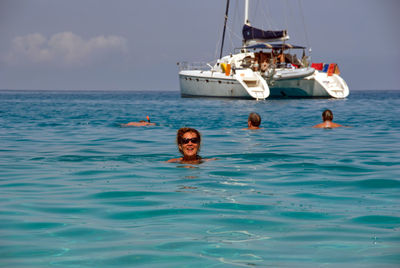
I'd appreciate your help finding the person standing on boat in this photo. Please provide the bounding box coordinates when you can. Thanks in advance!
[313,109,344,129]
[244,112,262,130]
[253,60,259,72]
[260,60,268,73]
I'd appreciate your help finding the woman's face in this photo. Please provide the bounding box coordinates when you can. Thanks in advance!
[179,132,199,158]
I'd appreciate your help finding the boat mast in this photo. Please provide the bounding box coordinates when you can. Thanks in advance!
[219,0,230,59]
[242,0,250,49]
[244,0,249,25]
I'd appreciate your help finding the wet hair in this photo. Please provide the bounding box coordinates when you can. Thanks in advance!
[322,109,333,121]
[248,112,261,127]
[176,127,201,155]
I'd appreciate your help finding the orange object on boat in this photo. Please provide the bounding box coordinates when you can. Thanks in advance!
[334,64,341,75]
[225,63,231,76]
[327,63,336,76]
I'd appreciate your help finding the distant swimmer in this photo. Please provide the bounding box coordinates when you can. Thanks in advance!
[121,116,155,127]
[167,127,215,164]
[243,112,262,130]
[313,109,344,129]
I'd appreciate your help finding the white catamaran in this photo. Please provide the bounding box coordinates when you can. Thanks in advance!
[178,0,349,100]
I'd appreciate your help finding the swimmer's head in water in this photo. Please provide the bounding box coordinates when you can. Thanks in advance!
[322,109,333,121]
[176,127,201,157]
[248,112,261,127]
[146,116,150,122]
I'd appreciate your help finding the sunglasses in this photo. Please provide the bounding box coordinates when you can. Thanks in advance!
[181,137,199,144]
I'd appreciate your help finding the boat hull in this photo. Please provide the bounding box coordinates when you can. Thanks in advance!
[268,77,329,98]
[179,71,254,99]
[179,69,349,99]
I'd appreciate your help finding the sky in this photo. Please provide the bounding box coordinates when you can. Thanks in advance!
[0,0,399,91]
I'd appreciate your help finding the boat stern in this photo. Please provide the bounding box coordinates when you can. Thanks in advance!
[314,72,350,98]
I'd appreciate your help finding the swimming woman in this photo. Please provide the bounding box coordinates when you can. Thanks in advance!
[167,127,208,164]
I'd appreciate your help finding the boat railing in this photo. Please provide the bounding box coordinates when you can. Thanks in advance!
[177,61,216,71]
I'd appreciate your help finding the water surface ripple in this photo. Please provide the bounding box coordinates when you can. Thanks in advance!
[0,90,399,267]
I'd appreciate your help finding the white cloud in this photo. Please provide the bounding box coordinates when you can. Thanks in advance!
[4,32,127,66]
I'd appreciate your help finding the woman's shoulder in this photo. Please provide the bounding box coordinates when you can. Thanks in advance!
[167,157,216,164]
[166,157,183,163]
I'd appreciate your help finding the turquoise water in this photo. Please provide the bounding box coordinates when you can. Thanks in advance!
[1,90,399,267]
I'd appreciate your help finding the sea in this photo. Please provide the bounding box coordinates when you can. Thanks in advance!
[0,89,399,267]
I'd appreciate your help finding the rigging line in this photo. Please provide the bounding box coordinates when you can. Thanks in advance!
[215,2,228,59]
[298,0,310,48]
[260,0,267,28]
[227,25,235,52]
[214,27,222,59]
[219,0,230,59]
[262,0,273,30]
[284,0,289,34]
[215,0,241,58]
[252,0,260,25]
[229,0,240,52]
[226,24,242,41]
[214,12,224,59]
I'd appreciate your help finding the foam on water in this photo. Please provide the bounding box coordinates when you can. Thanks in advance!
[1,90,399,267]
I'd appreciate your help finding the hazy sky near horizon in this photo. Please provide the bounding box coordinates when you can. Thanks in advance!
[0,0,399,91]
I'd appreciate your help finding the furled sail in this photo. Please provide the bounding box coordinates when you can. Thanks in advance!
[242,24,288,42]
